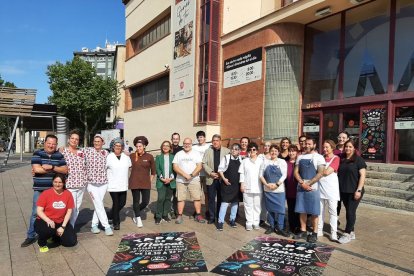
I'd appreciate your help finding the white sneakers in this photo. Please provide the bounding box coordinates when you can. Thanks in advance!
[330,232,338,241]
[338,233,352,244]
[133,217,143,228]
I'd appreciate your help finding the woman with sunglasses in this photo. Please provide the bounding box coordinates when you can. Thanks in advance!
[239,142,263,231]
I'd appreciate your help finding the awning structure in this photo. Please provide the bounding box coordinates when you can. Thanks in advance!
[0,87,36,117]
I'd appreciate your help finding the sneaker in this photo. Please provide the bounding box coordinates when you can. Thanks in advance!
[246,225,253,231]
[170,211,176,219]
[317,230,323,237]
[194,214,206,223]
[21,237,37,247]
[265,227,273,235]
[217,222,224,231]
[133,217,143,228]
[105,227,114,236]
[162,216,171,223]
[293,230,307,240]
[307,232,318,243]
[175,215,184,224]
[39,246,49,253]
[350,231,356,240]
[229,220,237,228]
[91,225,101,234]
[155,218,162,225]
[338,233,352,244]
[113,224,120,230]
[275,228,290,238]
[253,224,260,230]
[259,220,266,227]
[330,232,338,242]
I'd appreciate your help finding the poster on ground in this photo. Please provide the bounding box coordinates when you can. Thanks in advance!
[171,0,196,102]
[107,232,207,275]
[211,236,334,276]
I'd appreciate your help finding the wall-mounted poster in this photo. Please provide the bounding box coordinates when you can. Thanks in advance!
[360,107,386,161]
[223,48,262,88]
[171,0,196,102]
[211,236,334,276]
[107,232,207,275]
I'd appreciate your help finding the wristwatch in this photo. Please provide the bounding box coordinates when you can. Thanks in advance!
[357,189,362,192]
[51,165,55,170]
[61,225,66,229]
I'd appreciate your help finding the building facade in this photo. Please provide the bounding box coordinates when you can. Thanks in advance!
[221,0,414,164]
[122,0,221,148]
[74,41,125,126]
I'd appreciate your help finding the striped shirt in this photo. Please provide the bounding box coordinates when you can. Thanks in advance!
[32,149,67,191]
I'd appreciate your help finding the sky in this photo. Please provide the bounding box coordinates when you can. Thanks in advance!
[0,0,126,104]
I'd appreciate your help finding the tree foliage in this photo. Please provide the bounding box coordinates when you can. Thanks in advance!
[0,75,16,139]
[47,57,119,146]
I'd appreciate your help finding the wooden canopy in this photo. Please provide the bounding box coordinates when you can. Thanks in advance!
[0,87,36,117]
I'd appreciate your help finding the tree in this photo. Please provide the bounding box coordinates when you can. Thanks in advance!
[0,75,16,140]
[47,57,119,146]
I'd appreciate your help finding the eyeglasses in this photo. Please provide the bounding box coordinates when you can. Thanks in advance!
[183,143,192,146]
[249,148,257,152]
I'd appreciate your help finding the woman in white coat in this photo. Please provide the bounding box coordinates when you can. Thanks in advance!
[318,140,340,241]
[106,138,132,230]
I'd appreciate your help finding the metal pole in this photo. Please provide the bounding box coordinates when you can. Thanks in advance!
[20,118,24,162]
[3,116,19,166]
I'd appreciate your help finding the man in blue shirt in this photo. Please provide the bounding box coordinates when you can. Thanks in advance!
[21,134,68,247]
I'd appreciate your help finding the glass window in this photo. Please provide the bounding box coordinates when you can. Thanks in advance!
[323,113,339,142]
[204,3,210,42]
[131,75,169,109]
[303,114,321,149]
[304,14,341,103]
[343,111,360,145]
[394,106,414,161]
[343,1,389,98]
[395,1,414,92]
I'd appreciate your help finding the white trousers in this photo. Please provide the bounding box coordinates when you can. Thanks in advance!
[87,183,110,229]
[243,193,262,227]
[318,198,338,234]
[68,187,86,227]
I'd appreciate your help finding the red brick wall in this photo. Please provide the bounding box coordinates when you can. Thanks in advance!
[221,23,304,141]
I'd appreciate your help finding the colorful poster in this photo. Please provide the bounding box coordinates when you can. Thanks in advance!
[223,48,262,88]
[171,0,196,102]
[107,232,207,275]
[211,237,334,276]
[360,107,386,161]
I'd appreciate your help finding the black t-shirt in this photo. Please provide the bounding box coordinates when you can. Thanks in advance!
[338,155,367,193]
[213,148,221,172]
[172,145,183,155]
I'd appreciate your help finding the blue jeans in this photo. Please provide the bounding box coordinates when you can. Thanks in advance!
[27,190,42,239]
[218,202,238,223]
[268,211,285,230]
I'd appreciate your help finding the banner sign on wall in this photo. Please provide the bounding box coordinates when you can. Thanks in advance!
[223,47,262,88]
[361,107,386,161]
[107,232,207,275]
[211,237,334,276]
[171,0,196,102]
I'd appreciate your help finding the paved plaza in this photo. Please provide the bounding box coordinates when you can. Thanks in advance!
[0,155,413,276]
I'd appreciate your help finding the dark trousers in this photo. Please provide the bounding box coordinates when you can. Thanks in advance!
[341,192,362,233]
[171,189,178,215]
[287,198,300,232]
[207,179,222,221]
[34,219,77,247]
[131,189,150,217]
[156,184,174,219]
[109,191,127,226]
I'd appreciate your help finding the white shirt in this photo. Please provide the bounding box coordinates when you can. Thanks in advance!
[260,158,287,193]
[239,157,263,193]
[192,143,211,176]
[218,154,242,172]
[172,150,202,183]
[319,156,340,201]
[106,153,132,192]
[296,152,325,190]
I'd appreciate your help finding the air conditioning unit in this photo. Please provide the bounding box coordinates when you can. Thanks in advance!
[315,6,331,17]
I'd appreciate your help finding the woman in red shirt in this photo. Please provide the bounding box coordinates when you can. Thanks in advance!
[35,174,77,252]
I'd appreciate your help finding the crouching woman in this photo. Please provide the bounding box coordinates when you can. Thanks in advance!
[35,173,77,252]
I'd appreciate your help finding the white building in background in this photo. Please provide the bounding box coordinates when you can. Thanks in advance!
[122,0,222,150]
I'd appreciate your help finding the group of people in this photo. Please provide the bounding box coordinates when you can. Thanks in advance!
[21,129,366,253]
